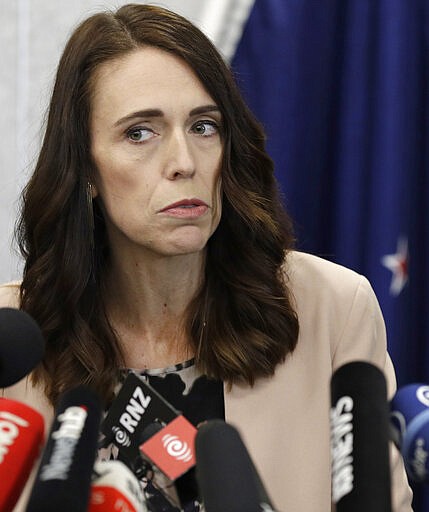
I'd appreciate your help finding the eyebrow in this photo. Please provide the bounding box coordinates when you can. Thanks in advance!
[113,104,220,127]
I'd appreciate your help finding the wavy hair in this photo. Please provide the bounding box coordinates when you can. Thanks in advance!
[17,3,299,406]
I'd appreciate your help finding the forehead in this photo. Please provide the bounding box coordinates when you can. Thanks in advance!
[90,47,215,118]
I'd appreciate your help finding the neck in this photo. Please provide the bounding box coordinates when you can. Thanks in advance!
[103,247,205,370]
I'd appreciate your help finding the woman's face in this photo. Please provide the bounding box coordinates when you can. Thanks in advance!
[90,47,223,258]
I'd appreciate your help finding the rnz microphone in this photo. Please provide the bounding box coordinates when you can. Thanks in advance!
[0,307,45,387]
[390,383,429,483]
[89,460,147,512]
[330,361,392,511]
[0,399,44,512]
[101,372,196,481]
[26,386,102,512]
[195,419,275,512]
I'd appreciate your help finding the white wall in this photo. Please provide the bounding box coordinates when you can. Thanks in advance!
[0,0,253,282]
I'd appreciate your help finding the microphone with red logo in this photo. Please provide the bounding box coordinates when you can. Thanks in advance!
[0,307,46,511]
[0,307,46,388]
[330,361,392,511]
[195,419,275,512]
[26,386,102,511]
[0,399,45,512]
[101,372,197,481]
[88,460,148,512]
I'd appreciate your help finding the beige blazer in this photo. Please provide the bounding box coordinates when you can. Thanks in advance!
[0,251,413,511]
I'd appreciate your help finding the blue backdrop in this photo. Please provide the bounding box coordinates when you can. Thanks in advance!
[232,0,429,509]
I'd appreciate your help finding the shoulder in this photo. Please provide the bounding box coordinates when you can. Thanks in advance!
[0,281,21,309]
[283,249,380,325]
[283,251,376,313]
[283,251,388,376]
[284,250,365,290]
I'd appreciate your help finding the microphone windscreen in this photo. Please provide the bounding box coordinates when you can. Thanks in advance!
[330,361,392,511]
[0,307,45,387]
[195,419,266,512]
[0,399,44,512]
[89,460,147,512]
[391,383,429,482]
[26,386,102,512]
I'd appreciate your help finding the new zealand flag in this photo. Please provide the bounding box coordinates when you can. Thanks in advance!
[231,1,429,509]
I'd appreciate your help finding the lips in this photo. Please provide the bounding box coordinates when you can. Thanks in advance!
[160,199,207,211]
[158,198,209,218]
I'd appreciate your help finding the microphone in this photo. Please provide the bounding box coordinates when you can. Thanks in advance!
[390,383,429,483]
[330,361,392,511]
[88,460,147,512]
[101,372,196,481]
[195,419,275,512]
[26,386,102,511]
[0,398,44,512]
[0,307,45,387]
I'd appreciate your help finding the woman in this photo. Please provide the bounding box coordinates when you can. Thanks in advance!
[0,4,413,511]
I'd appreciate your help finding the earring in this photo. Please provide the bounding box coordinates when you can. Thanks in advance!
[86,182,95,236]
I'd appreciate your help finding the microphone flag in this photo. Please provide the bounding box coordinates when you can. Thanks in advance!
[140,415,196,480]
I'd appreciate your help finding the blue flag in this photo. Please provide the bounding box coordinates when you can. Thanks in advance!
[232,1,429,508]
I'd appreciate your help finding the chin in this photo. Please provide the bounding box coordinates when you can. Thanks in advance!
[163,227,212,255]
[169,238,208,256]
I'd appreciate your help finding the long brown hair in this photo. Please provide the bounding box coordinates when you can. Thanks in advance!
[17,4,299,406]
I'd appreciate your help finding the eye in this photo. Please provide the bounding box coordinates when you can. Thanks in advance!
[191,120,219,137]
[126,126,156,143]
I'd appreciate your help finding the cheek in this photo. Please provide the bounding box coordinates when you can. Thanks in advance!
[92,161,148,228]
[93,156,143,202]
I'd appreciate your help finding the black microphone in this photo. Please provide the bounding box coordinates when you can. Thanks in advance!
[101,373,199,510]
[26,386,102,511]
[0,307,45,387]
[101,372,196,480]
[195,419,275,512]
[101,373,177,465]
[330,361,392,511]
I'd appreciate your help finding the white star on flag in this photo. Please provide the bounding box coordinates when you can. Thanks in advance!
[381,237,409,297]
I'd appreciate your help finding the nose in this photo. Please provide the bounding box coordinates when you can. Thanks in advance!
[164,128,196,180]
